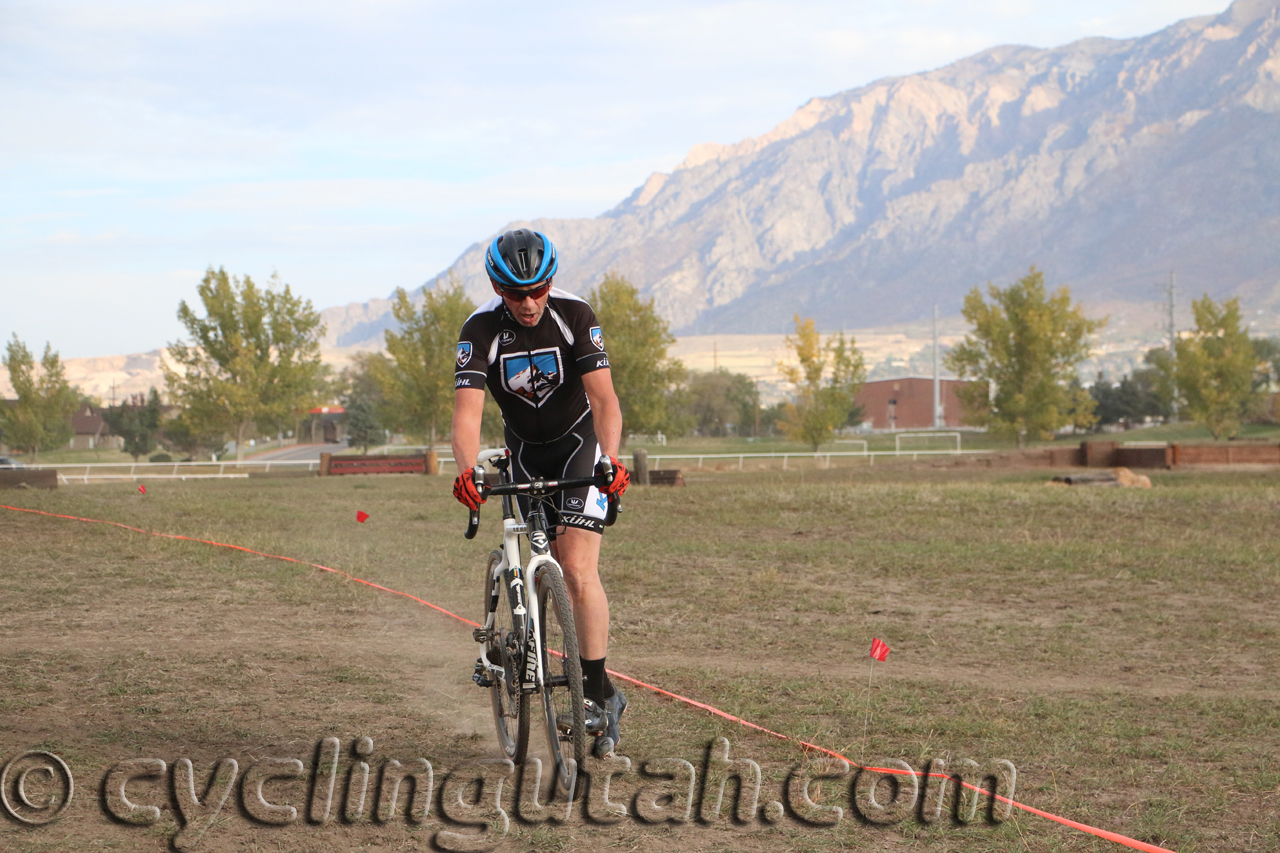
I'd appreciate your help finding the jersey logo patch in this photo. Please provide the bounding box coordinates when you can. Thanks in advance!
[590,326,604,350]
[456,342,473,367]
[566,497,584,510]
[500,348,564,408]
[499,329,516,345]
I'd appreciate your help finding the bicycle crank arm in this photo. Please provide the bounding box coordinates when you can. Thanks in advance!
[472,658,504,688]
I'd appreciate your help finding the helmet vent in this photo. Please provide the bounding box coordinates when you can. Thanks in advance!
[486,229,558,287]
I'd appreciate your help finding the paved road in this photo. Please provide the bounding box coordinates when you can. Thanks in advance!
[249,443,347,462]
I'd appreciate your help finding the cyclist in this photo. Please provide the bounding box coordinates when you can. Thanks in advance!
[451,228,630,752]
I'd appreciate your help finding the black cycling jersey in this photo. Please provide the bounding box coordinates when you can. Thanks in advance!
[455,290,611,444]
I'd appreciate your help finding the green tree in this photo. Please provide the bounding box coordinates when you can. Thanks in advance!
[103,388,162,461]
[1142,347,1179,418]
[679,369,761,437]
[758,401,787,437]
[161,410,225,461]
[163,268,326,461]
[339,353,390,453]
[728,371,762,436]
[338,352,393,430]
[1252,337,1280,424]
[1090,369,1169,428]
[0,335,79,459]
[381,274,475,446]
[588,273,685,437]
[344,399,384,453]
[778,316,866,451]
[945,268,1104,446]
[1252,337,1280,392]
[479,391,506,448]
[1160,295,1258,439]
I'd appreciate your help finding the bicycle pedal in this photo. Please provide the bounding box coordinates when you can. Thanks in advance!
[472,659,496,688]
[472,627,491,643]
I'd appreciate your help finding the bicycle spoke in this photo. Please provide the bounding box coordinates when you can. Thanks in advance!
[537,561,585,796]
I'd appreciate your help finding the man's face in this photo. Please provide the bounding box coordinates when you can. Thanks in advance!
[496,281,551,327]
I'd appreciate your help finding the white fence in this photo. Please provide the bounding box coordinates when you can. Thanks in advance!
[26,459,321,485]
[32,440,978,484]
[642,447,974,471]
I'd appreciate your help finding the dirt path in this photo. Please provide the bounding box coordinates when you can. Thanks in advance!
[0,513,806,853]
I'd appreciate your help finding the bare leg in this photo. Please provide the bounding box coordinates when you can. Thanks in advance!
[551,526,609,659]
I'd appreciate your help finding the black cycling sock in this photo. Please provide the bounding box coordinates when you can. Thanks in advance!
[580,657,616,704]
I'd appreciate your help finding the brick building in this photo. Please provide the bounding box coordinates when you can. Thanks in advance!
[853,376,983,430]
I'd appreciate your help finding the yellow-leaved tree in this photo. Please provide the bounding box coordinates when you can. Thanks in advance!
[778,316,865,451]
[1150,295,1258,439]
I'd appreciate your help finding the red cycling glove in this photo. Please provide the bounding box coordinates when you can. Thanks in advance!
[453,470,486,510]
[601,456,630,498]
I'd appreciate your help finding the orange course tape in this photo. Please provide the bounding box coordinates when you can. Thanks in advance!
[1,503,1175,853]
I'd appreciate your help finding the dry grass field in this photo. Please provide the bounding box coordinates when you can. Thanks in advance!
[1,462,1277,852]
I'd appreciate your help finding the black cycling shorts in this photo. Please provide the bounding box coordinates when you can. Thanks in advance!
[505,413,607,536]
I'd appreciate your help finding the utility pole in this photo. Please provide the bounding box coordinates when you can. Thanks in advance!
[932,303,942,429]
[754,377,761,438]
[1167,271,1179,421]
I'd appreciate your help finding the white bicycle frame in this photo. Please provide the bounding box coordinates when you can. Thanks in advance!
[475,447,561,694]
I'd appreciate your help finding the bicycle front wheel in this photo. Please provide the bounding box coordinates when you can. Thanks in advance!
[482,549,528,762]
[536,561,586,796]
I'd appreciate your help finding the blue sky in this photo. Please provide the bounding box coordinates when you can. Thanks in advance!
[1,0,1230,358]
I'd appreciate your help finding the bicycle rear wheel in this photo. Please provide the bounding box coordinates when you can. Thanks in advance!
[536,561,586,795]
[482,549,528,762]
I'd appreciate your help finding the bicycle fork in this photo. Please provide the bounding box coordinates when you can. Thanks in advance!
[473,555,549,695]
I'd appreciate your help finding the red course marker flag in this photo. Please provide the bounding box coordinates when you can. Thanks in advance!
[869,637,890,662]
[356,511,369,523]
[138,485,146,495]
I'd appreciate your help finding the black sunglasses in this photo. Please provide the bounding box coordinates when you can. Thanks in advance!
[498,280,553,301]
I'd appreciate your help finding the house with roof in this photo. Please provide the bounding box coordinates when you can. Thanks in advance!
[69,403,120,450]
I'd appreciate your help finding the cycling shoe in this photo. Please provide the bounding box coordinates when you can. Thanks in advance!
[556,697,603,735]
[559,691,627,751]
[594,690,627,754]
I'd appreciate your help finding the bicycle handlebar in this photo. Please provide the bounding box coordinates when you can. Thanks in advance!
[463,458,621,538]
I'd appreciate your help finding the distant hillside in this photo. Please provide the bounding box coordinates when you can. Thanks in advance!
[320,0,1280,346]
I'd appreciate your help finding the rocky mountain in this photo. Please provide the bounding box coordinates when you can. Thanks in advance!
[322,0,1280,346]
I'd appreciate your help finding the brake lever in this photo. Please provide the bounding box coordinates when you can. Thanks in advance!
[463,464,486,539]
[597,456,620,526]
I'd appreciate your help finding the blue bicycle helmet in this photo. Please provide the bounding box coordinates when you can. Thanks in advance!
[485,229,558,288]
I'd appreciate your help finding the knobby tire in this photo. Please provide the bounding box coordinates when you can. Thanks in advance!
[483,549,528,762]
[536,562,586,796]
